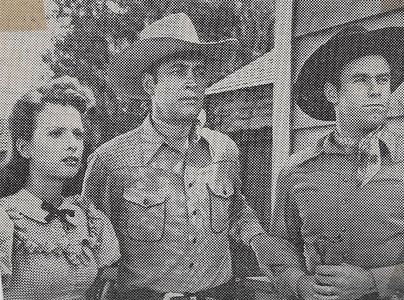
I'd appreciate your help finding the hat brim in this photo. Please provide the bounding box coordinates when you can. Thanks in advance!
[107,37,238,100]
[294,27,404,121]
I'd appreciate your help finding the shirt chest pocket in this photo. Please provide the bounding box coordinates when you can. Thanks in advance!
[292,171,344,234]
[204,161,237,234]
[121,187,168,242]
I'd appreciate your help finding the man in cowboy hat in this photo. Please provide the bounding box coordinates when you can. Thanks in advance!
[82,13,295,300]
[271,26,404,300]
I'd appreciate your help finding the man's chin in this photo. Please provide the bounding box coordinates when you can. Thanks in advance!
[177,109,202,120]
[362,116,386,132]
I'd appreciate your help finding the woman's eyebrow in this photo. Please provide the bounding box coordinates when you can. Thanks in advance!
[169,62,186,69]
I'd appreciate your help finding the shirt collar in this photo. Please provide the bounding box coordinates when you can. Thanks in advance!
[4,189,84,226]
[378,127,404,162]
[320,127,402,160]
[321,130,358,155]
[141,115,202,163]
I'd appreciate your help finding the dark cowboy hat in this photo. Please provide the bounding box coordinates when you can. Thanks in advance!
[107,13,238,100]
[294,26,404,121]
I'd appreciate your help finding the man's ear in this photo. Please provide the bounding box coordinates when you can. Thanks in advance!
[142,73,156,97]
[16,138,31,159]
[324,81,339,105]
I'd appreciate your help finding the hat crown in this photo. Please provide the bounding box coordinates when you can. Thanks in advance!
[139,13,200,43]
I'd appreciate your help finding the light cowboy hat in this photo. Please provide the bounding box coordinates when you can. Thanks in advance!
[107,13,239,100]
[294,26,404,121]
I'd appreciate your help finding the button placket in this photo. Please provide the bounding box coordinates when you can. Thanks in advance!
[339,171,354,262]
[183,165,197,195]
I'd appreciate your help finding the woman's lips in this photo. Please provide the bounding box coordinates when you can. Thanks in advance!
[362,104,385,108]
[61,156,80,166]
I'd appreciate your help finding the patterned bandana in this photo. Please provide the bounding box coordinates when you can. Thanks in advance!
[356,128,383,188]
[328,127,384,188]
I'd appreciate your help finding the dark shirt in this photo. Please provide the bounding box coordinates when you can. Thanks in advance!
[272,130,404,298]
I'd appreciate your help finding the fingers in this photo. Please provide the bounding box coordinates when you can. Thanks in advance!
[316,265,343,276]
[312,284,340,300]
[312,283,339,295]
[315,274,346,287]
[313,293,340,300]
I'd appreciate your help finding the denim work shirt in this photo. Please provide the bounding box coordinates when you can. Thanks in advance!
[82,115,264,293]
[272,130,404,299]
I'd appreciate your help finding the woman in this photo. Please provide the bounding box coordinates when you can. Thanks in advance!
[0,77,120,300]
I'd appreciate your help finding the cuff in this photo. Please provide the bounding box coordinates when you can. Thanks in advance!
[240,221,266,246]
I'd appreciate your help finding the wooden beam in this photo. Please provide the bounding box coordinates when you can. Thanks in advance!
[270,0,294,226]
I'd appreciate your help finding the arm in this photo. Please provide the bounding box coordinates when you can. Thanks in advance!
[0,208,13,286]
[81,151,109,214]
[84,179,120,300]
[228,164,305,292]
[266,167,311,298]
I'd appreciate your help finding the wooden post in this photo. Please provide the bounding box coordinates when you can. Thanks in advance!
[270,0,294,226]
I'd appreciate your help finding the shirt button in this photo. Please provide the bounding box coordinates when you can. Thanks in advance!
[143,198,150,206]
[165,195,171,201]
[188,182,193,188]
[341,227,346,233]
[189,263,194,268]
[192,237,197,244]
[192,209,198,216]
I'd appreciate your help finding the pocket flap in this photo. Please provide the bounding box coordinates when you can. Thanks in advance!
[207,179,234,199]
[204,162,236,199]
[123,187,167,208]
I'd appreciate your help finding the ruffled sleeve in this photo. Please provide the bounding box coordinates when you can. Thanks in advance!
[0,207,13,278]
[87,205,120,268]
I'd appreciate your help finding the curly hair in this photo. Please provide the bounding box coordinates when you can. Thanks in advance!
[4,82,88,196]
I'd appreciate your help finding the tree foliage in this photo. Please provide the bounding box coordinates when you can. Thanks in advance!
[44,0,274,144]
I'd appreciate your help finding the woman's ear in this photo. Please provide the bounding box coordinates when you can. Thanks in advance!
[142,73,156,97]
[16,138,31,159]
[324,81,339,105]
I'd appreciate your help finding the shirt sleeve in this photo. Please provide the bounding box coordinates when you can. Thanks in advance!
[82,151,109,214]
[93,209,120,269]
[229,194,265,245]
[270,167,307,298]
[227,148,265,245]
[0,207,13,278]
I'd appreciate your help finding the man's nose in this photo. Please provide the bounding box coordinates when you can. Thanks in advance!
[368,78,381,97]
[185,69,197,87]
